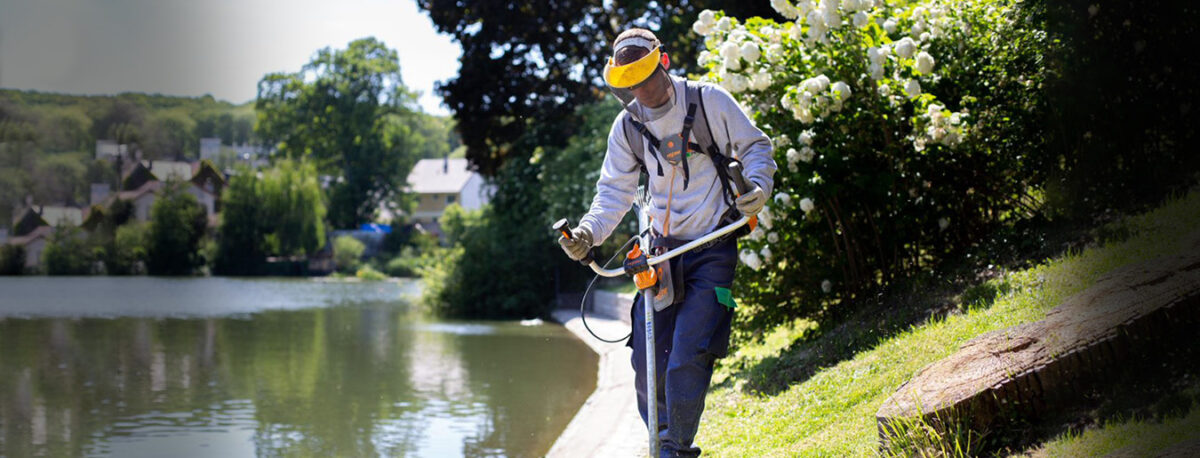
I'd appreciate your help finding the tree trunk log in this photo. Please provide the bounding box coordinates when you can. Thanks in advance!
[876,234,1200,448]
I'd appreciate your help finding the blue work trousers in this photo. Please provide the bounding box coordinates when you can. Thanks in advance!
[629,237,737,458]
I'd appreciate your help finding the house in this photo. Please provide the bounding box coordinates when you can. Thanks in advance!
[95,140,133,161]
[10,205,83,236]
[6,206,84,270]
[112,160,226,223]
[405,157,492,235]
[5,225,52,270]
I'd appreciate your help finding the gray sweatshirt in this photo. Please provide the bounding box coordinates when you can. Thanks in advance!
[580,76,777,245]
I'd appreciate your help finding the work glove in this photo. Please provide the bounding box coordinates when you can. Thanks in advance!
[735,184,767,217]
[558,225,594,262]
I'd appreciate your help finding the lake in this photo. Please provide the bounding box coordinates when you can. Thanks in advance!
[0,277,597,457]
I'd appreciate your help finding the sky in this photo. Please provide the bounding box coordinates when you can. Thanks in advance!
[0,0,462,115]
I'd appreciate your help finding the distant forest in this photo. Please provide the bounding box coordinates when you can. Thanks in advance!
[0,89,459,223]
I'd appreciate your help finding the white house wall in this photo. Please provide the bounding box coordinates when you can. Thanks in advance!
[458,174,492,211]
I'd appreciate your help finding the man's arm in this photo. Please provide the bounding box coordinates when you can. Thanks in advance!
[704,84,777,197]
[578,115,641,246]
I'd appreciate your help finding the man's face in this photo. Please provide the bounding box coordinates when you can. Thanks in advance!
[615,47,672,109]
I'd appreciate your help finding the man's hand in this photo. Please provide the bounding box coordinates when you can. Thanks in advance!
[735,185,767,217]
[558,226,594,262]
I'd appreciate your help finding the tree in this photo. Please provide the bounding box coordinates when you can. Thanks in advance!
[107,222,148,275]
[417,0,781,176]
[215,161,327,275]
[32,154,87,205]
[214,167,266,275]
[43,225,93,275]
[146,180,207,275]
[141,110,197,160]
[259,159,326,257]
[255,37,423,228]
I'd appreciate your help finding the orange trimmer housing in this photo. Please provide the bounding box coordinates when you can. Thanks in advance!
[626,243,659,290]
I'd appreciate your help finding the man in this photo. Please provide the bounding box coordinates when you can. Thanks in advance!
[558,28,776,457]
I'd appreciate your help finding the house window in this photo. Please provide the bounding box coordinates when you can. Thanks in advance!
[446,194,456,204]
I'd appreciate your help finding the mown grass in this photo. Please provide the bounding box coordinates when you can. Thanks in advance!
[696,189,1200,456]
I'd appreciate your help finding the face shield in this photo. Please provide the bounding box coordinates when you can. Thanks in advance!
[602,40,663,121]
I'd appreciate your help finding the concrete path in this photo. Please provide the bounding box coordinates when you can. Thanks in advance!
[548,307,645,458]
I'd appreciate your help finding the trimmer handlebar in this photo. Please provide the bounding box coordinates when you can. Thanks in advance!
[553,161,754,277]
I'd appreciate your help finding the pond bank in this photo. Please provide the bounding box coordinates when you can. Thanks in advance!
[548,306,643,457]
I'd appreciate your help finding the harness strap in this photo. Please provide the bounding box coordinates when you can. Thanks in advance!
[630,119,665,177]
[680,103,697,190]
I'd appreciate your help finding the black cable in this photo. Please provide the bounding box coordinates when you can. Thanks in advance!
[580,235,638,343]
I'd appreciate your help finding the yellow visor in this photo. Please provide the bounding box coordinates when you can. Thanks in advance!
[603,47,661,89]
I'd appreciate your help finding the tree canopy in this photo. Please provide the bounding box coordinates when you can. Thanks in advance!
[417,0,781,176]
[255,37,424,228]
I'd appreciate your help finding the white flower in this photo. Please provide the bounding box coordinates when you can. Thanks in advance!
[780,93,794,110]
[760,245,773,262]
[774,192,792,206]
[722,73,749,93]
[869,63,885,80]
[1088,4,1099,17]
[867,47,885,65]
[767,232,780,244]
[799,197,815,213]
[698,50,713,66]
[853,11,869,28]
[794,106,814,124]
[717,16,733,32]
[904,78,921,98]
[822,9,842,28]
[938,217,950,231]
[759,205,774,229]
[740,42,762,63]
[799,146,816,162]
[895,37,916,58]
[723,53,742,71]
[740,249,763,270]
[720,41,741,59]
[751,72,774,91]
[766,44,784,64]
[950,112,962,125]
[786,148,801,168]
[878,83,892,96]
[693,21,714,36]
[911,22,925,36]
[698,9,716,26]
[771,0,802,19]
[883,18,897,34]
[831,81,851,101]
[806,9,825,28]
[915,51,935,74]
[776,134,791,147]
[821,279,832,293]
[799,131,813,145]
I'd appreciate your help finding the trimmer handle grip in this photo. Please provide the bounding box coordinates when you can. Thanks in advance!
[552,218,594,265]
[552,218,573,240]
[728,162,751,196]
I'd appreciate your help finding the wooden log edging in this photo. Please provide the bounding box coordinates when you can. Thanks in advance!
[876,240,1200,448]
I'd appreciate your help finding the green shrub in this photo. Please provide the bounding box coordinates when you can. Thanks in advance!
[695,0,1048,331]
[107,222,148,275]
[43,226,93,275]
[333,235,365,272]
[383,248,427,277]
[0,244,26,275]
[355,264,388,281]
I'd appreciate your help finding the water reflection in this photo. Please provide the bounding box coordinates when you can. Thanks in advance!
[0,278,597,457]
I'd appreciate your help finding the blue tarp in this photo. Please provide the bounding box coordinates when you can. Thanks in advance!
[359,223,392,234]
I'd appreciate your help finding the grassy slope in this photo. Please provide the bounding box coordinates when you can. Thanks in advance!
[696,189,1200,456]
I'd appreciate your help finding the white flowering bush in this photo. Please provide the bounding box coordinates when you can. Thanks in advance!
[694,0,1048,332]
